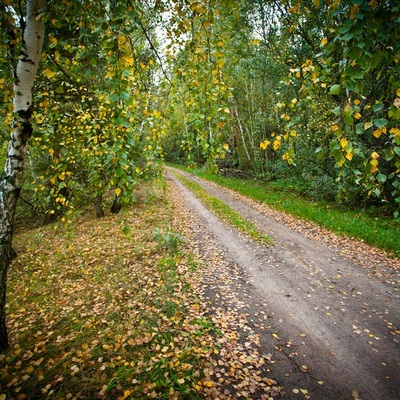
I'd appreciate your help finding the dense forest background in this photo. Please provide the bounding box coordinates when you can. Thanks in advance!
[1,0,399,221]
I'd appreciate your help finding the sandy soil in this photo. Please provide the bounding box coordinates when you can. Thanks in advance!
[166,168,400,400]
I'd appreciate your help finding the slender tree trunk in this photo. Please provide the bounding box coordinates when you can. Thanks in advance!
[94,194,104,218]
[0,0,46,352]
[232,96,251,164]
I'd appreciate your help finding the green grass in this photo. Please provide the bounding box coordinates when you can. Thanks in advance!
[173,172,271,245]
[169,164,400,258]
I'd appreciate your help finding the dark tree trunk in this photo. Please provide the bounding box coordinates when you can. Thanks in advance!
[110,196,122,214]
[94,194,104,218]
[0,235,17,352]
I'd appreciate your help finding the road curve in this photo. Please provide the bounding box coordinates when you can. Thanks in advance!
[167,168,400,400]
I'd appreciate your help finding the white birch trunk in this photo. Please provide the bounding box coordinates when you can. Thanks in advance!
[0,0,46,352]
[232,96,251,164]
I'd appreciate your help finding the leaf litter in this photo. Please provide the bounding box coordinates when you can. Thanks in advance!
[0,180,283,399]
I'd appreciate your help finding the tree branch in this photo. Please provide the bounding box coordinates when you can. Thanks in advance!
[127,0,173,86]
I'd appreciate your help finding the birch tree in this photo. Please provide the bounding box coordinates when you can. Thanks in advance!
[0,0,46,352]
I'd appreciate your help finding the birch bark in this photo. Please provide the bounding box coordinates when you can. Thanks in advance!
[0,0,46,352]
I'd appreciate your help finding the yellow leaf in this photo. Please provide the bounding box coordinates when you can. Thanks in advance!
[44,69,56,79]
[373,129,382,138]
[115,188,122,196]
[340,138,348,149]
[280,113,290,121]
[260,140,270,150]
[273,139,281,151]
[396,88,400,97]
[345,151,353,161]
[354,112,361,119]
[204,381,213,387]
[105,70,115,78]
[300,365,308,372]
[389,127,400,137]
[122,56,134,67]
[371,151,379,159]
[217,59,225,68]
[48,148,55,156]
[191,2,206,14]
[364,121,373,130]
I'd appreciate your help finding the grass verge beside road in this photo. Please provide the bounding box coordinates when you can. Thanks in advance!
[173,172,271,245]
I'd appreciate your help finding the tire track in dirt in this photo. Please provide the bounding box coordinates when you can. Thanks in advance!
[167,168,400,400]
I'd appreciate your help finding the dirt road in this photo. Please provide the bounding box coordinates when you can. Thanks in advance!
[166,168,400,400]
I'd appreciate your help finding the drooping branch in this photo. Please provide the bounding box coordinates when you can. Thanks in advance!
[127,0,173,86]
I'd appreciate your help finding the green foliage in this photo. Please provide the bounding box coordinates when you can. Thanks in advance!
[152,228,185,254]
[1,0,165,220]
[1,0,399,218]
[167,0,400,216]
[161,1,242,169]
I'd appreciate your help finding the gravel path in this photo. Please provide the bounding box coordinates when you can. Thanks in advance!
[166,168,400,400]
